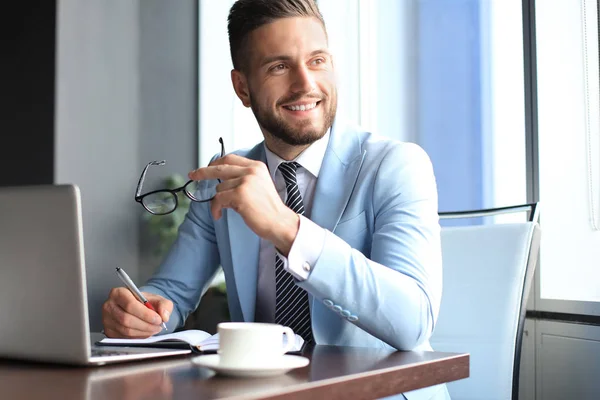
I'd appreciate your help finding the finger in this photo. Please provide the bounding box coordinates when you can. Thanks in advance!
[145,293,173,323]
[104,314,161,339]
[104,322,156,339]
[106,300,163,333]
[215,177,244,192]
[209,154,257,167]
[102,301,161,338]
[210,190,243,220]
[111,287,163,325]
[188,164,250,181]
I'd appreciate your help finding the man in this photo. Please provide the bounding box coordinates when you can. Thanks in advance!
[103,1,447,398]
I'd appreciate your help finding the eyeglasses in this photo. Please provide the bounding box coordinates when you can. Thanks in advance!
[135,138,225,215]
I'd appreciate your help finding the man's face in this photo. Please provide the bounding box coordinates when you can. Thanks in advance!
[238,17,337,146]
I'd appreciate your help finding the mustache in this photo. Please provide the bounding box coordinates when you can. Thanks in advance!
[277,93,324,106]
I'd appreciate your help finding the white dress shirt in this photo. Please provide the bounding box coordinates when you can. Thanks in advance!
[254,131,329,322]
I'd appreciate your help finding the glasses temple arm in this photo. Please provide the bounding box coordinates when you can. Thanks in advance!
[135,160,166,198]
[218,137,225,157]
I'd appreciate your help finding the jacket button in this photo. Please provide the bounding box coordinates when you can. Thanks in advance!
[347,315,359,322]
[323,299,334,308]
[302,262,311,272]
[333,305,343,313]
[341,310,351,317]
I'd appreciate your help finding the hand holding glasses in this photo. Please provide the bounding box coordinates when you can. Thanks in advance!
[135,138,225,215]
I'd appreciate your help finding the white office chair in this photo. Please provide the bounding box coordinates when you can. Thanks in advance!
[430,204,540,400]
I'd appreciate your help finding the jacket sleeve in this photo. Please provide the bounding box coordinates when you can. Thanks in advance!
[298,142,442,350]
[140,197,221,332]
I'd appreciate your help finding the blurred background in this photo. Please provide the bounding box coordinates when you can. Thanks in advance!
[2,1,599,398]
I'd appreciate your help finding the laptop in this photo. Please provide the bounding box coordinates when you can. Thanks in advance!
[0,184,191,365]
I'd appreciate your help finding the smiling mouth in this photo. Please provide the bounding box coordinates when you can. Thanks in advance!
[282,101,321,112]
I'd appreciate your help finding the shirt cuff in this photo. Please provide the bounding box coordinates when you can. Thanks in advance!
[277,215,326,281]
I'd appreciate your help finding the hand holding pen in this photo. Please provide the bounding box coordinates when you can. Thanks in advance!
[115,267,168,331]
[101,268,173,338]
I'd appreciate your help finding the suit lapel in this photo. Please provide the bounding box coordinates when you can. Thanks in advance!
[311,122,366,232]
[308,123,365,327]
[227,143,266,322]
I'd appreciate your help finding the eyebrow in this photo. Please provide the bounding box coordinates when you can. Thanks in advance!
[259,49,331,68]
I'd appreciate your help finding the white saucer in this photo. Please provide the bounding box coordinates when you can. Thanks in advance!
[191,354,310,378]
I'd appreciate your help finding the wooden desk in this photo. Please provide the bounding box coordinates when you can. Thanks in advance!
[0,346,468,400]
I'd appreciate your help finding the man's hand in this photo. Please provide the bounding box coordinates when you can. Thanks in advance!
[188,154,299,255]
[102,288,173,338]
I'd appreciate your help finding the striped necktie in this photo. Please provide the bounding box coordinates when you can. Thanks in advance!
[275,162,314,343]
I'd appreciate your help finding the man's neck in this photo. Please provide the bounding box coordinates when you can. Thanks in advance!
[263,135,310,161]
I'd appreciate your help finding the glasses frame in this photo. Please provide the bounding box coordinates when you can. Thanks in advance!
[135,137,225,215]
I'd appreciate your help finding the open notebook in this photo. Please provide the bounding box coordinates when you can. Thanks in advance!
[97,329,305,354]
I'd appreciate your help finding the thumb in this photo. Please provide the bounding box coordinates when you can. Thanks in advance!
[144,293,173,322]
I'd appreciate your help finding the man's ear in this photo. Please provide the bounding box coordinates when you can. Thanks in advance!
[231,69,251,108]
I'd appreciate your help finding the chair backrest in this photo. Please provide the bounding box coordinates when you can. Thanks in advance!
[430,204,541,400]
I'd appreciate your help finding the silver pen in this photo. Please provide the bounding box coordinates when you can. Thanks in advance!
[115,267,168,331]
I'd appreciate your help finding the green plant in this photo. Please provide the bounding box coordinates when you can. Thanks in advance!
[143,174,191,258]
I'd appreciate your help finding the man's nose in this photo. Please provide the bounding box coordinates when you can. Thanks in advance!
[290,65,317,94]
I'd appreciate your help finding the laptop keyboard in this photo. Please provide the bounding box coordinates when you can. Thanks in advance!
[91,349,130,357]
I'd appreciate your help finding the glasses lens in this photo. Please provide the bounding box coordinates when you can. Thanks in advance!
[142,192,177,215]
[185,179,218,201]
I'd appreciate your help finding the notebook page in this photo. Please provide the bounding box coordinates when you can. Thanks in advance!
[100,329,212,346]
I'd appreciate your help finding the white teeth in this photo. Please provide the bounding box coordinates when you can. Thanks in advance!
[286,102,317,111]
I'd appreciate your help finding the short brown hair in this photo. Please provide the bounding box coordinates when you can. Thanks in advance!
[227,0,327,73]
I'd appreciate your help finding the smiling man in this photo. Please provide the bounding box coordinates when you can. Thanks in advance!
[230,12,336,157]
[102,1,447,399]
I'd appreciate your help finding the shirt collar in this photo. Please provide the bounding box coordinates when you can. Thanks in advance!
[264,129,330,180]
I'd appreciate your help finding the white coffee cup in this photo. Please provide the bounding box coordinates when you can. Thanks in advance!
[217,322,295,368]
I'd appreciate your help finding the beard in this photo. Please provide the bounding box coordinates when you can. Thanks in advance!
[249,90,337,146]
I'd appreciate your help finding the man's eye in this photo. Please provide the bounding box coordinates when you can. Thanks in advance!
[271,64,286,72]
[311,58,325,65]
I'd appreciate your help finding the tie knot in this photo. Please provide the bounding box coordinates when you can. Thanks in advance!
[279,161,300,173]
[278,162,301,185]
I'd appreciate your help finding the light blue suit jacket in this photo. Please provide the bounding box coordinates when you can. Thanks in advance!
[142,121,447,400]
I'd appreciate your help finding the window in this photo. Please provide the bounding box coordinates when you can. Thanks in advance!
[535,0,600,305]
